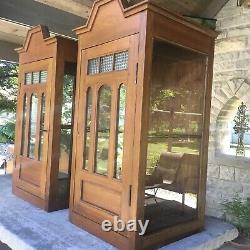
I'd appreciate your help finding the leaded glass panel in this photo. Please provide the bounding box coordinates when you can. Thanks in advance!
[100,55,114,73]
[40,71,48,83]
[25,73,32,85]
[88,58,99,75]
[114,51,128,71]
[32,72,40,84]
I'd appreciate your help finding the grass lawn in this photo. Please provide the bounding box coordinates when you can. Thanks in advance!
[147,137,200,174]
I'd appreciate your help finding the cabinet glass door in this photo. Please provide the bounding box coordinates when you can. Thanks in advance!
[72,35,138,227]
[15,59,52,198]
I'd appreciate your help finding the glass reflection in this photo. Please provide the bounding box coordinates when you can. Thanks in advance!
[61,75,74,125]
[95,85,112,176]
[59,128,72,176]
[144,40,207,234]
[114,84,126,179]
[59,73,75,177]
[21,94,27,155]
[28,94,38,159]
[83,87,92,170]
[38,94,46,161]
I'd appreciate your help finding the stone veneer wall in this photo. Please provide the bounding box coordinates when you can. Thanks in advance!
[206,0,250,218]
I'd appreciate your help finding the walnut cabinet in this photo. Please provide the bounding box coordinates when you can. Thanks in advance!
[69,0,217,249]
[12,0,217,248]
[13,26,77,212]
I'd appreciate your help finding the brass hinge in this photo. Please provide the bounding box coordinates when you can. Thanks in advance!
[135,63,138,84]
[129,185,132,206]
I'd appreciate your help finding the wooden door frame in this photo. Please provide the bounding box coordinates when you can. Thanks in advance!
[69,34,139,248]
[13,58,53,202]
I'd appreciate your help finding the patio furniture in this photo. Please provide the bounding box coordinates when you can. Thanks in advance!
[145,152,199,212]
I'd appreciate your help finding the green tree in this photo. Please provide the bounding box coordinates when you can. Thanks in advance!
[0,60,18,143]
[0,60,18,112]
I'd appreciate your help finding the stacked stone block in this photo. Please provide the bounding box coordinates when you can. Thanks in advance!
[206,0,250,218]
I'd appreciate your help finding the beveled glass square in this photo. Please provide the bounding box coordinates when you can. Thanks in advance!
[100,55,114,73]
[114,51,128,71]
[40,71,48,83]
[25,73,32,85]
[88,58,100,75]
[32,72,40,84]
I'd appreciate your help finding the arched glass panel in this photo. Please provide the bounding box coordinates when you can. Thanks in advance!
[95,85,112,176]
[28,94,38,159]
[38,94,46,161]
[114,84,126,179]
[83,87,92,170]
[20,94,27,155]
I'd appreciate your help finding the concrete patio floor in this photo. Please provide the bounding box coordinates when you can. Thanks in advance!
[0,175,238,250]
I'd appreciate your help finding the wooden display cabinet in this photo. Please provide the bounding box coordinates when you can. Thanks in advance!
[69,0,217,249]
[13,26,77,212]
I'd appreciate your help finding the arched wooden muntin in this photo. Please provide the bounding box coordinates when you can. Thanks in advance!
[13,25,77,212]
[70,0,217,249]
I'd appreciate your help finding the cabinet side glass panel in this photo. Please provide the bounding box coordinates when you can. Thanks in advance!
[58,64,76,178]
[144,40,207,234]
[38,93,46,161]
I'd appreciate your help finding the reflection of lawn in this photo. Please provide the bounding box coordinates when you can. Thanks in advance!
[95,134,200,175]
[148,143,199,155]
[148,138,199,155]
[147,138,199,174]
[96,135,109,175]
[95,159,108,175]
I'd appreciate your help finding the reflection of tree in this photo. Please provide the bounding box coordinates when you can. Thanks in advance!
[115,84,126,179]
[149,87,202,136]
[151,89,178,110]
[147,86,202,173]
[61,75,74,125]
[95,84,127,178]
[98,86,112,131]
[60,74,75,155]
[60,129,72,154]
[151,87,202,113]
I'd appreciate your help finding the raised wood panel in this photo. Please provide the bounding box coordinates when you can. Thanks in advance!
[19,159,41,187]
[81,181,121,215]
[81,171,123,191]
